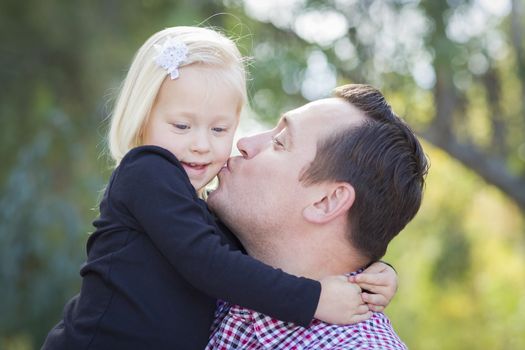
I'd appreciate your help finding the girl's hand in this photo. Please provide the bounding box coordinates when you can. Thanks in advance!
[349,261,398,312]
[314,275,372,325]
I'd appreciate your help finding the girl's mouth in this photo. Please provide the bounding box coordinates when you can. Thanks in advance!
[181,162,211,176]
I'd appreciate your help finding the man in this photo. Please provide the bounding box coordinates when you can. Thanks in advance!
[206,84,428,349]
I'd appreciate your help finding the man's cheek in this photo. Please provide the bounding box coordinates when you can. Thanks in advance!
[249,161,270,177]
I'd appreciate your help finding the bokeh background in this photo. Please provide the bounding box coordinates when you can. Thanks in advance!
[1,0,524,349]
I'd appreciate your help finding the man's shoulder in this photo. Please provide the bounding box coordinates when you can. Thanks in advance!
[209,305,407,350]
[322,313,407,350]
[210,300,231,334]
[265,312,407,350]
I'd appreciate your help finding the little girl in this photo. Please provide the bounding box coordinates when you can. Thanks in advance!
[42,26,397,349]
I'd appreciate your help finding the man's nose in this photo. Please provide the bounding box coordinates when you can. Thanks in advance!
[236,130,272,159]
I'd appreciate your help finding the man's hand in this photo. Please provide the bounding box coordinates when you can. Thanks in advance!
[349,261,398,312]
[314,275,372,325]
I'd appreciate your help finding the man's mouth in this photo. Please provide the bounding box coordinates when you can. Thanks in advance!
[217,160,232,178]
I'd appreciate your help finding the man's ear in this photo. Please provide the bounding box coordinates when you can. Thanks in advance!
[303,183,355,224]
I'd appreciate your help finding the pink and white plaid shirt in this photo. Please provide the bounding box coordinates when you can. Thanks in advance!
[206,301,407,350]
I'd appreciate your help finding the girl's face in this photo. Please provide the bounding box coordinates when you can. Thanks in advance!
[142,65,241,191]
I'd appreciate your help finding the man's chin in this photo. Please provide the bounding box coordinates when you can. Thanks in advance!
[206,186,222,211]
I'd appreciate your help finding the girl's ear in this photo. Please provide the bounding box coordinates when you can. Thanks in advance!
[303,183,355,224]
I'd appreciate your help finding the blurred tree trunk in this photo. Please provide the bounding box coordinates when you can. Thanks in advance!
[420,0,525,212]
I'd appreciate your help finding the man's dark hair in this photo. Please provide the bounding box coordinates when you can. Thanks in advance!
[301,84,429,262]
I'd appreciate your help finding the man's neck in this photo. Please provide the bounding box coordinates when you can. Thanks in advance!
[245,230,368,280]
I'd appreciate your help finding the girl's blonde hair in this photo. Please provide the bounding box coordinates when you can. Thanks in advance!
[108,26,247,166]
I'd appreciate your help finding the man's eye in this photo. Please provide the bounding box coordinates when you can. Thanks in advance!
[272,137,284,148]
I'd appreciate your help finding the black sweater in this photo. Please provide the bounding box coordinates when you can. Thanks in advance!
[42,146,320,350]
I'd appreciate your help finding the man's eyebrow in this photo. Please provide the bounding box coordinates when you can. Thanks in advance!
[276,114,287,127]
[278,115,294,145]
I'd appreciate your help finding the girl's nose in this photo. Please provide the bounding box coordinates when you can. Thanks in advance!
[191,130,211,153]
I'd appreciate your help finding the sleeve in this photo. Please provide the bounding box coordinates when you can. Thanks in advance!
[110,147,321,326]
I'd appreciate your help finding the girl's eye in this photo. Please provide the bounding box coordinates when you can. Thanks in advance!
[212,127,227,133]
[172,123,189,130]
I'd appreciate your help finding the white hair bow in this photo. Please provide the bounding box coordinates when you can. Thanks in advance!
[153,38,188,80]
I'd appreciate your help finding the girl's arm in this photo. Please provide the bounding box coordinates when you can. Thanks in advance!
[111,146,366,326]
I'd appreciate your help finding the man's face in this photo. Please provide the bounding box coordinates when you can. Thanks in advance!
[207,97,366,250]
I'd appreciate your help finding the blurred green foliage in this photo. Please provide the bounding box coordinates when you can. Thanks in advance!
[0,0,524,349]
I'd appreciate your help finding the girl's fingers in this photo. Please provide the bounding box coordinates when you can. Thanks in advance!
[355,273,388,286]
[362,292,388,307]
[368,304,385,313]
[356,304,370,315]
[363,261,387,274]
[355,282,386,295]
[349,311,373,324]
